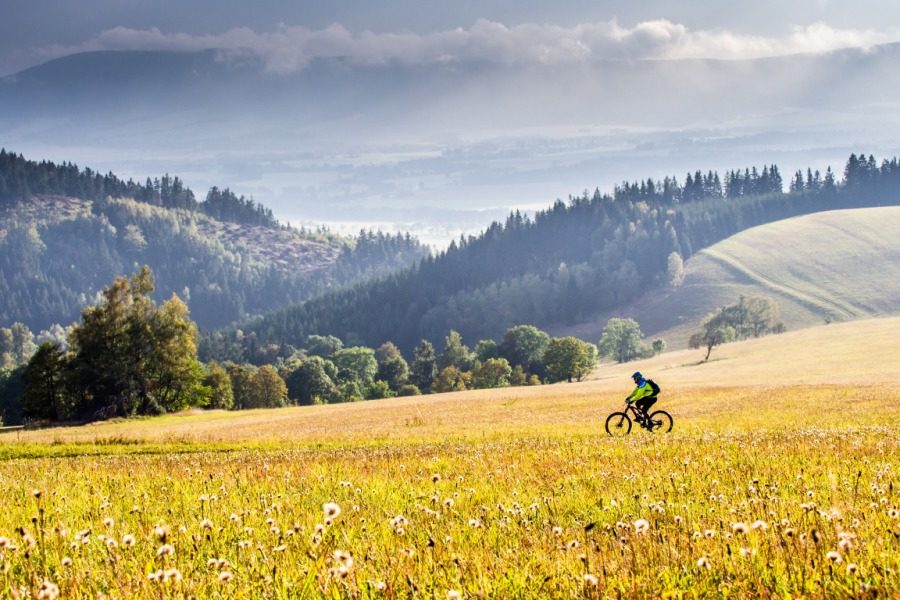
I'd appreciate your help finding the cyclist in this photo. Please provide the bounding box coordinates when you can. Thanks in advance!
[626,371,659,426]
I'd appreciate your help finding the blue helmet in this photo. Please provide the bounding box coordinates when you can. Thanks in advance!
[631,371,643,380]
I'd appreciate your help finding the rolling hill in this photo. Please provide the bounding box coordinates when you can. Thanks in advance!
[562,207,900,348]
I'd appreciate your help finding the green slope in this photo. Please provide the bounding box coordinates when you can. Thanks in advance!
[564,207,900,348]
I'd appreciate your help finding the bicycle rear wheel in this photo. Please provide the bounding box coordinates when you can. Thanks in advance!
[605,412,632,437]
[648,410,673,433]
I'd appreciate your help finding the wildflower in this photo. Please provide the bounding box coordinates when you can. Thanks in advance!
[674,515,683,524]
[333,549,354,569]
[37,580,59,600]
[704,529,716,538]
[633,519,649,534]
[751,520,768,532]
[153,525,169,540]
[551,526,563,536]
[583,573,599,586]
[323,502,341,519]
[731,522,748,535]
[103,517,114,529]
[0,537,9,550]
[122,534,136,547]
[106,538,118,549]
[740,547,754,558]
[148,570,163,582]
[61,557,73,567]
[846,563,859,575]
[432,474,441,483]
[200,519,214,530]
[697,556,711,570]
[444,498,455,508]
[826,551,842,563]
[219,571,234,582]
[447,590,461,600]
[376,581,387,591]
[468,518,481,528]
[889,509,899,519]
[163,568,183,583]
[784,528,796,538]
[157,544,175,557]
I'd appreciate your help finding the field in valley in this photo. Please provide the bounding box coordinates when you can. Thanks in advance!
[1,318,898,598]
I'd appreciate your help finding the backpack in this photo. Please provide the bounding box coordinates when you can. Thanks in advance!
[647,379,660,395]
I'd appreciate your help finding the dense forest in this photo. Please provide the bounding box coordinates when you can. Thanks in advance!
[0,151,428,332]
[0,149,276,227]
[203,154,900,362]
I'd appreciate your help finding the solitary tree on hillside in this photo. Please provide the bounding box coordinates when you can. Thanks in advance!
[598,318,645,363]
[689,296,785,360]
[543,337,598,383]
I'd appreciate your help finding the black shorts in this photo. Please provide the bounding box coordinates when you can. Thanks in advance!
[635,396,657,413]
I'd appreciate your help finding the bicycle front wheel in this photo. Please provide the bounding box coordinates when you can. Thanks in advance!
[648,410,673,433]
[605,412,632,437]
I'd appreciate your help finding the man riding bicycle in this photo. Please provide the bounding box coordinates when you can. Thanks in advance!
[626,371,659,425]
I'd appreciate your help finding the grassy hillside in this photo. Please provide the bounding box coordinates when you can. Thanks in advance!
[0,319,898,597]
[561,207,900,348]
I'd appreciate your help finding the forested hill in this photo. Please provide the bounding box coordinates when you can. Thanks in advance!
[0,149,277,227]
[203,154,900,362]
[0,151,427,332]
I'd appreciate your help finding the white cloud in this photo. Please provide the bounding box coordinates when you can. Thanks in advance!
[34,19,900,73]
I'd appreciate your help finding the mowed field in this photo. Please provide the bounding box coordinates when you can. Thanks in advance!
[1,318,899,598]
[563,207,900,348]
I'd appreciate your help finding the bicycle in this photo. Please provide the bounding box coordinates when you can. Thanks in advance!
[605,401,673,437]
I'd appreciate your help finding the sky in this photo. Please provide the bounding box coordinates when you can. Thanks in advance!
[3,0,900,75]
[3,1,900,246]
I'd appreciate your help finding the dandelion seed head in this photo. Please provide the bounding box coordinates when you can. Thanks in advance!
[218,571,233,582]
[323,502,341,519]
[583,573,599,586]
[751,520,768,532]
[826,550,842,563]
[633,519,650,534]
[846,563,858,575]
[157,544,175,557]
[697,556,711,569]
[36,580,59,600]
[61,557,72,567]
[447,590,461,600]
[163,568,182,583]
[731,522,748,534]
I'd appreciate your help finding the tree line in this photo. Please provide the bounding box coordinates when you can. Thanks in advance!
[2,267,638,424]
[0,148,275,227]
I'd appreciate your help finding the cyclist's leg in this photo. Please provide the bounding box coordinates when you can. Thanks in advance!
[636,397,657,421]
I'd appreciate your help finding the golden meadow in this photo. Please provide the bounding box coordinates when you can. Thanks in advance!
[1,318,899,598]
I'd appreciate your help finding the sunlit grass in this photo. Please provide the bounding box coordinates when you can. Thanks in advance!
[1,319,899,597]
